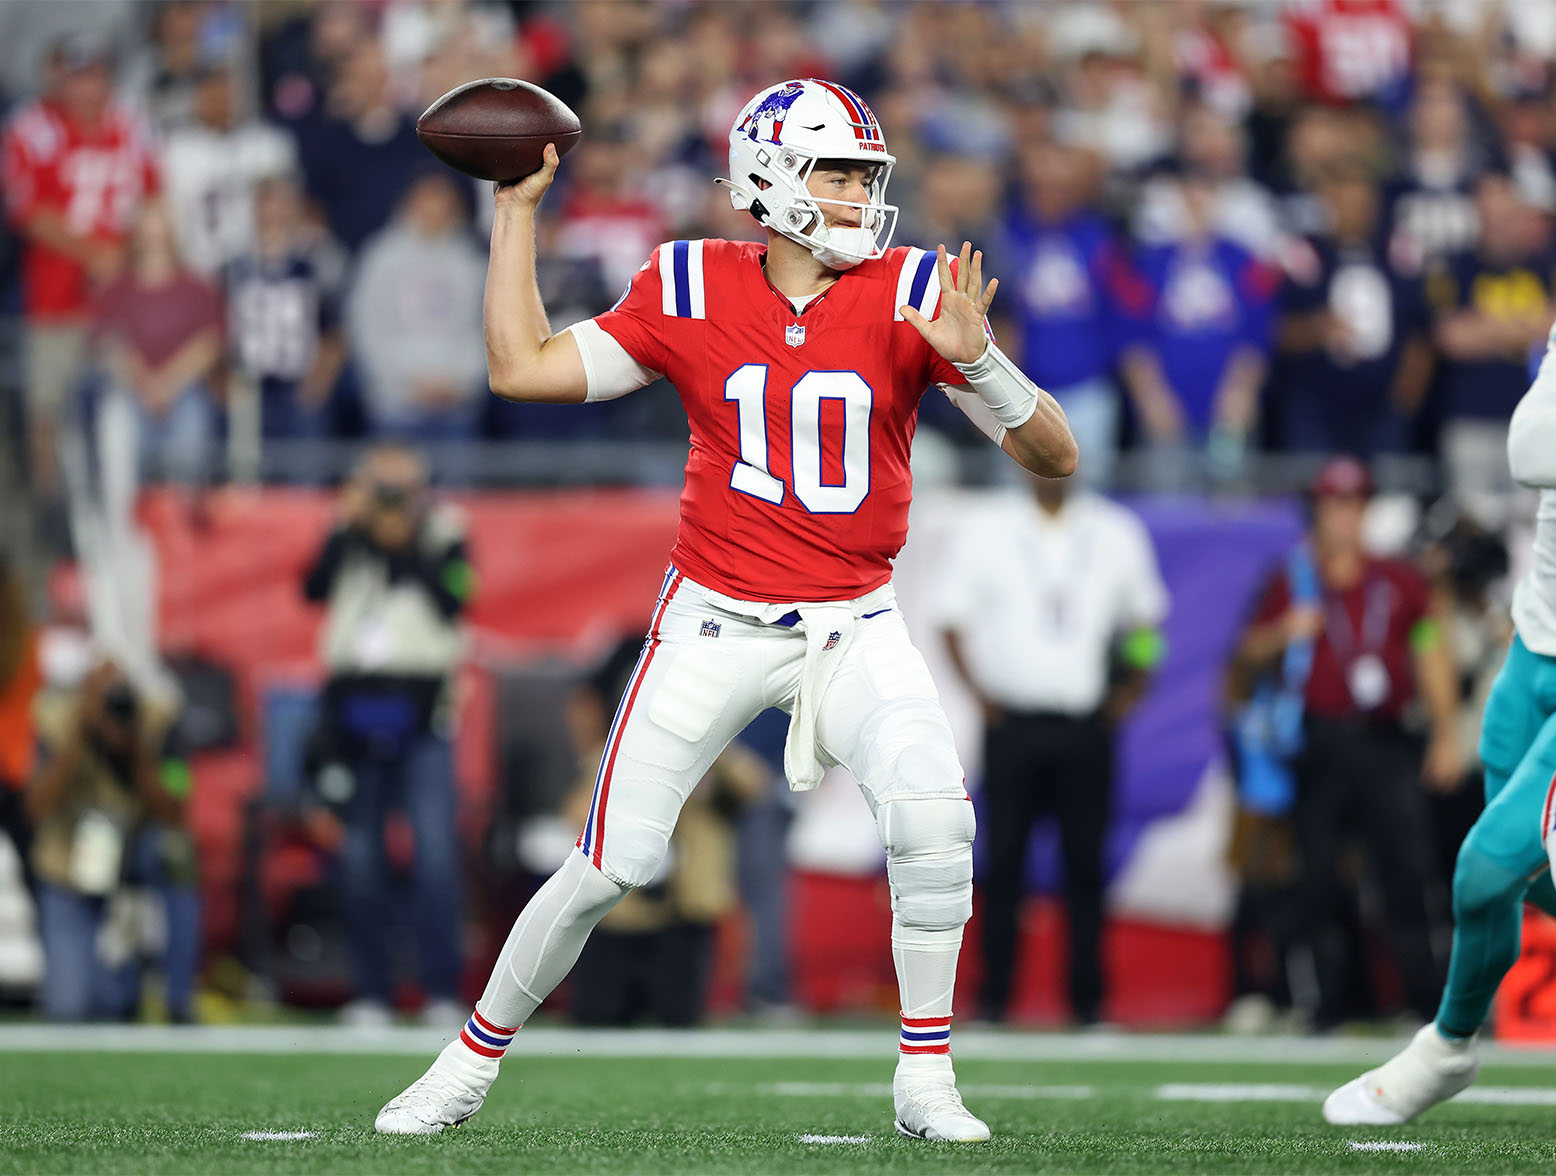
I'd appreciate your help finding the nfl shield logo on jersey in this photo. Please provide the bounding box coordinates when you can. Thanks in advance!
[785,322,805,348]
[823,630,841,651]
[700,619,722,638]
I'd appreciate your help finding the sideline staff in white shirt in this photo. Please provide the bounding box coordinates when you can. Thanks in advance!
[933,475,1168,1023]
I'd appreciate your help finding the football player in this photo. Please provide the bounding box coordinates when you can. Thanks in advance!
[376,78,1076,1142]
[1324,336,1556,1124]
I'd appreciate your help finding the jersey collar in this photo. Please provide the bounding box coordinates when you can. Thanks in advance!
[754,246,840,318]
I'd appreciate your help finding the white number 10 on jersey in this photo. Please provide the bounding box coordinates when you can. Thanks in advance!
[724,364,872,514]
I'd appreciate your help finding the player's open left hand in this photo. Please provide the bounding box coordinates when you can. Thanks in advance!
[898,241,997,367]
[494,142,560,213]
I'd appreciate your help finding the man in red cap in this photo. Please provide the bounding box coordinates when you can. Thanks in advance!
[1232,456,1463,1028]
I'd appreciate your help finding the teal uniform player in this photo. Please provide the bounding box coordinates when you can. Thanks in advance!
[1325,337,1556,1125]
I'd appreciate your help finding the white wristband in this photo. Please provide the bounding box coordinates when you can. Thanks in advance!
[952,339,1040,429]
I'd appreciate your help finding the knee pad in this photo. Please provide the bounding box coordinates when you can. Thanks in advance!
[557,846,631,921]
[876,793,976,932]
[592,802,673,891]
[1452,840,1528,921]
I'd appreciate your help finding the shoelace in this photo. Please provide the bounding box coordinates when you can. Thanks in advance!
[903,1078,974,1120]
[392,1070,476,1113]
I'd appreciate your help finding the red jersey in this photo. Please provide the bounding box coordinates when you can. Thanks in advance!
[1251,555,1431,723]
[1,99,160,320]
[594,239,968,602]
[1284,0,1413,105]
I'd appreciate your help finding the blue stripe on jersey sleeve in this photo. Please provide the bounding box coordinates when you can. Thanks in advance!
[907,250,936,314]
[673,240,691,318]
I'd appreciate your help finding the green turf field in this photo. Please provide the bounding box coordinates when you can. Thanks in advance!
[6,1031,1556,1174]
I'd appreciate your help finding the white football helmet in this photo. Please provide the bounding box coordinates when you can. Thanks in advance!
[719,78,898,270]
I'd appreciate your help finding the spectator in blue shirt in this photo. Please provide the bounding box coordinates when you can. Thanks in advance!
[1428,170,1556,498]
[1120,166,1276,490]
[1003,139,1136,487]
[294,42,426,253]
[1275,161,1434,458]
[224,174,346,452]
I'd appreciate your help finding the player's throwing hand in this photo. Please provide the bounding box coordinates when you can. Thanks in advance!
[898,241,997,366]
[494,142,561,212]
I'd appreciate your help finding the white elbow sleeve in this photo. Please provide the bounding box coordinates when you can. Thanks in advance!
[952,340,1040,429]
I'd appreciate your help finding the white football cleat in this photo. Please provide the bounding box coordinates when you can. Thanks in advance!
[1323,1023,1480,1125]
[375,1040,498,1135]
[893,1053,991,1142]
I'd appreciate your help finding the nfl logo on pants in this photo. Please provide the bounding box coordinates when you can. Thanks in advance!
[786,322,806,348]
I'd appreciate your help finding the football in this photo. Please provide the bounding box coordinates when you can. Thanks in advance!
[416,78,581,184]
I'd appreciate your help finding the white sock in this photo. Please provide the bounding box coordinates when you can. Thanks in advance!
[460,850,627,1058]
[893,919,960,1059]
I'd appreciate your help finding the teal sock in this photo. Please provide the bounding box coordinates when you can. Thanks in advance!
[1435,847,1528,1039]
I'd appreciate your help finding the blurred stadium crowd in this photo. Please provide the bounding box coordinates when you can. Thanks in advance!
[3,0,1556,495]
[1,0,1555,1033]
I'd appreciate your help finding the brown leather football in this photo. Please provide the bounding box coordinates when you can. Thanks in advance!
[416,78,581,184]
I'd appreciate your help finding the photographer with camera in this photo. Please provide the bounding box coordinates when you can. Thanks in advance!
[301,444,472,1026]
[27,660,198,1021]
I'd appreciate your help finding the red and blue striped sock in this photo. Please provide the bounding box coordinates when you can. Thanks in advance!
[899,1013,951,1055]
[459,1008,519,1060]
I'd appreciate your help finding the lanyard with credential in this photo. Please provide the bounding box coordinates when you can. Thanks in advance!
[1322,573,1395,709]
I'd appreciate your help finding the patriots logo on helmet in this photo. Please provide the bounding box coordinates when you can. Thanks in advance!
[741,80,806,144]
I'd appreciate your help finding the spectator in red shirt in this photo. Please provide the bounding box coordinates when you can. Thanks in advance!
[1232,457,1462,1028]
[1284,0,1413,110]
[1,34,159,496]
[92,200,222,484]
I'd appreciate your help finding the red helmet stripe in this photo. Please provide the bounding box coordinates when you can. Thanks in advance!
[811,79,870,143]
[835,83,881,141]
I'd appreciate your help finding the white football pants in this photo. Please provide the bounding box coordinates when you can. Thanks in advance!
[475,565,974,1033]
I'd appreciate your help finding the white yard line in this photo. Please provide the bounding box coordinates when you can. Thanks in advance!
[1458,1087,1556,1105]
[1348,1141,1423,1152]
[1156,1083,1327,1102]
[797,1134,873,1144]
[0,1024,1554,1068]
[238,1131,316,1141]
[759,1079,1556,1107]
[768,1082,1096,1100]
[1156,1083,1556,1107]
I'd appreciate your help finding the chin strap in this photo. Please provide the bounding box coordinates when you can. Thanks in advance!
[716,177,870,269]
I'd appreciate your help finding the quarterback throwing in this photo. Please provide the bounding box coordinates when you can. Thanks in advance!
[376,78,1076,1142]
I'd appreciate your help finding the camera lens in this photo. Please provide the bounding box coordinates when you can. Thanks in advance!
[103,683,138,723]
[372,482,409,508]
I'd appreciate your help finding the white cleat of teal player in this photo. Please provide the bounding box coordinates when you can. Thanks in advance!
[374,1038,498,1135]
[1322,1023,1480,1125]
[892,1054,991,1142]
